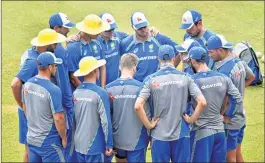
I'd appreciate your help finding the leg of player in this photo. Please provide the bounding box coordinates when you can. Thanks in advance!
[226,149,237,162]
[236,144,244,163]
[23,145,28,162]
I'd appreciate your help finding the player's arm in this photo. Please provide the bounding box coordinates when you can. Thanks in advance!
[135,78,159,129]
[69,73,82,88]
[11,77,23,108]
[183,77,207,124]
[100,65,107,88]
[51,88,67,147]
[98,91,113,156]
[242,61,255,87]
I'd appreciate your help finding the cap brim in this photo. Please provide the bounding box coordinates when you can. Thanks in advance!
[76,21,110,35]
[182,54,190,60]
[30,33,66,47]
[133,22,148,30]
[222,42,234,49]
[74,59,106,77]
[109,23,118,30]
[179,23,193,29]
[175,45,187,53]
[55,58,63,64]
[63,22,76,28]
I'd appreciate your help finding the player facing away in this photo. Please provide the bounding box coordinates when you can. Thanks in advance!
[73,56,113,162]
[135,45,207,162]
[188,46,243,162]
[207,34,255,162]
[105,53,150,162]
[22,52,67,162]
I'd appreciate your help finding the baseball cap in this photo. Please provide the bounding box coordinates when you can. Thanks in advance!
[175,39,201,60]
[131,12,149,30]
[37,52,63,67]
[207,34,234,50]
[99,13,118,30]
[158,45,176,60]
[188,46,207,61]
[179,10,202,30]
[49,12,75,28]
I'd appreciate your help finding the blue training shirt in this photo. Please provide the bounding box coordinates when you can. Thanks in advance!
[120,33,179,82]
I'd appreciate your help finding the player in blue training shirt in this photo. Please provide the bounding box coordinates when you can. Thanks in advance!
[106,53,149,163]
[207,34,255,163]
[67,14,110,90]
[135,45,207,162]
[11,28,66,162]
[73,56,113,162]
[120,12,181,82]
[22,52,67,163]
[188,46,243,162]
[179,9,216,69]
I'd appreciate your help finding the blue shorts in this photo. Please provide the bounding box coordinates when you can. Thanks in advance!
[104,154,114,163]
[226,125,246,151]
[151,137,190,162]
[28,143,65,162]
[190,129,226,162]
[76,152,104,162]
[114,148,146,162]
[18,107,27,144]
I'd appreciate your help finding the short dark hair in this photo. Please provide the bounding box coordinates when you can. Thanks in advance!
[50,25,62,29]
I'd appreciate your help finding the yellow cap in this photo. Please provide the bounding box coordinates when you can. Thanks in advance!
[74,56,106,77]
[76,14,110,35]
[30,29,66,47]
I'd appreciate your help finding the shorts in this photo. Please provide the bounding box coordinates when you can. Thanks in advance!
[226,125,246,151]
[18,107,28,144]
[115,147,146,162]
[76,152,104,162]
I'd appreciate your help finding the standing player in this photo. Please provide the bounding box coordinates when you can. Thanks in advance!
[121,12,181,82]
[134,45,207,162]
[207,34,255,162]
[67,14,110,90]
[73,56,113,162]
[11,28,66,162]
[105,53,149,162]
[188,46,243,162]
[179,9,216,69]
[22,52,66,162]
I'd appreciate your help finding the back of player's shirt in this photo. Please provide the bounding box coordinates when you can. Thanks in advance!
[215,55,253,129]
[138,65,202,141]
[22,76,63,147]
[105,78,149,151]
[192,70,243,130]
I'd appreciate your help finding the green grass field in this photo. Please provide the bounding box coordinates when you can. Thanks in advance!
[2,1,264,162]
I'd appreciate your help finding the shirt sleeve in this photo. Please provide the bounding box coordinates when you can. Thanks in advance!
[157,34,179,54]
[118,31,129,40]
[49,87,64,114]
[188,76,203,100]
[66,43,81,73]
[242,61,254,79]
[225,76,243,118]
[98,90,113,149]
[138,76,152,101]
[16,59,37,83]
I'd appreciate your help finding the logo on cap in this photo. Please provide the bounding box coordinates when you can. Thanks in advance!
[107,18,112,23]
[137,17,142,22]
[183,18,187,22]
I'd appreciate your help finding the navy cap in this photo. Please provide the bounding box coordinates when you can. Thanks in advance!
[99,12,118,30]
[158,45,176,60]
[188,46,207,61]
[37,52,63,67]
[49,12,75,28]
[207,34,233,50]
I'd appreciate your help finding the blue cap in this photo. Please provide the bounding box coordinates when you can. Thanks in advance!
[207,34,234,50]
[179,10,202,29]
[188,46,207,61]
[158,45,176,60]
[99,13,118,30]
[37,52,63,67]
[49,12,75,28]
[131,12,149,30]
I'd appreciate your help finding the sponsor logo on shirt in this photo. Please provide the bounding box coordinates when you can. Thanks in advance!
[114,95,137,99]
[152,81,160,88]
[159,80,184,87]
[149,44,154,52]
[133,48,139,53]
[201,82,223,90]
[93,45,98,53]
[24,89,45,98]
[110,42,115,49]
[105,52,119,59]
[74,97,92,102]
[138,56,157,61]
[109,93,116,100]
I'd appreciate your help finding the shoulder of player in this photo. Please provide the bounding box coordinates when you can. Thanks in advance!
[66,41,80,50]
[121,35,133,46]
[44,81,62,96]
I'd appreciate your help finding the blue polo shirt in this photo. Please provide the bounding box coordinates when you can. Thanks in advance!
[97,31,129,84]
[184,29,216,69]
[67,39,105,88]
[120,33,179,82]
[16,46,39,83]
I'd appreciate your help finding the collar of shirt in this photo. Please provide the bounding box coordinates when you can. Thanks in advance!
[160,63,175,69]
[133,32,152,45]
[29,46,40,59]
[215,55,235,69]
[80,38,96,45]
[98,36,115,44]
[35,75,50,81]
[192,29,208,40]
